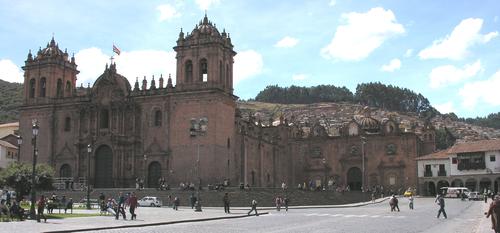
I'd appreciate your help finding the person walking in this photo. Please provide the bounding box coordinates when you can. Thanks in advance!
[223,193,230,214]
[436,194,447,219]
[408,195,414,210]
[173,197,180,211]
[486,195,500,233]
[275,196,282,211]
[247,199,258,216]
[284,197,289,212]
[190,193,197,209]
[37,195,47,223]
[115,192,126,220]
[128,193,138,220]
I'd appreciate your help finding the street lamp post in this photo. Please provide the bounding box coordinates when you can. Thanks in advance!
[322,158,327,190]
[143,154,148,189]
[30,120,39,220]
[361,136,367,191]
[86,144,91,209]
[17,135,23,162]
[190,117,207,212]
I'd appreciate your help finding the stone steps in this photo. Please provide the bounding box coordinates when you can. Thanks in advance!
[41,188,372,207]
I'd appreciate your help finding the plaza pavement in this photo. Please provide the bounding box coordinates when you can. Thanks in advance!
[0,197,496,233]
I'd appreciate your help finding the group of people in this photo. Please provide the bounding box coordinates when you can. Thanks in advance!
[0,199,25,221]
[98,192,138,220]
[274,196,289,212]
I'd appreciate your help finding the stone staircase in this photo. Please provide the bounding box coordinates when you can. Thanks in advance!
[42,187,372,207]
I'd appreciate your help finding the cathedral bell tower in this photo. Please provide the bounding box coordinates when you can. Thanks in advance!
[174,14,236,94]
[22,37,79,104]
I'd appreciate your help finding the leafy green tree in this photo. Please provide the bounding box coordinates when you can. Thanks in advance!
[435,128,456,150]
[0,162,55,201]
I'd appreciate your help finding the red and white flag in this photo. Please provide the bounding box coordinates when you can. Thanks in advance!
[113,44,121,55]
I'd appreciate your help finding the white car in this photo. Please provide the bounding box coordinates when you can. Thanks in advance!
[138,196,162,207]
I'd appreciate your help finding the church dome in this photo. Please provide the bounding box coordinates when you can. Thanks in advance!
[359,116,380,133]
[37,37,68,59]
[92,63,131,97]
[188,14,222,38]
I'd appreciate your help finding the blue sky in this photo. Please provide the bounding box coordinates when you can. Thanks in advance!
[0,0,499,118]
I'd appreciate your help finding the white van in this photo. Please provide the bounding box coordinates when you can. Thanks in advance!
[440,187,470,198]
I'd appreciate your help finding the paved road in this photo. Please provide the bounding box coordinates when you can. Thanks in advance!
[91,198,491,233]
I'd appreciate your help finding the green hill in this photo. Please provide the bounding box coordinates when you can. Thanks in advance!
[0,79,23,124]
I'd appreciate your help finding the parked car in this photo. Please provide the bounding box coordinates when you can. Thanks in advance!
[467,191,484,201]
[138,196,162,207]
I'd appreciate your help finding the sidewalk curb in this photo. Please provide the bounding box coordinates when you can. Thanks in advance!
[43,212,269,233]
[220,197,390,211]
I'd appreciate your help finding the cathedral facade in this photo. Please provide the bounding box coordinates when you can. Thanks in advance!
[18,16,435,191]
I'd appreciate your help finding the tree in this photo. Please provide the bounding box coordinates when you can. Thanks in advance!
[0,162,55,201]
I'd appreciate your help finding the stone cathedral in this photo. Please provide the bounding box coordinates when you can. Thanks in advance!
[19,15,435,191]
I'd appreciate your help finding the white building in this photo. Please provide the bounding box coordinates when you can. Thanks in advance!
[417,139,500,196]
[0,140,18,169]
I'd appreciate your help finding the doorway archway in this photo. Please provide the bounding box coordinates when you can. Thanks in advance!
[346,167,362,190]
[148,162,162,188]
[94,145,113,188]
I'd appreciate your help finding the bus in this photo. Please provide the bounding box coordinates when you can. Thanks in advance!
[439,187,470,198]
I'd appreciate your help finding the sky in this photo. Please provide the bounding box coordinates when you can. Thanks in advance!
[0,0,499,118]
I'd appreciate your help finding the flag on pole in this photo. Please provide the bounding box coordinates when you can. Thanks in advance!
[113,44,121,55]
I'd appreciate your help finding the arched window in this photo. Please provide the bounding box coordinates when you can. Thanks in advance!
[29,79,36,98]
[65,80,72,96]
[60,164,72,177]
[56,79,63,98]
[226,65,230,88]
[185,60,193,83]
[219,61,224,84]
[100,109,109,129]
[154,110,162,127]
[39,77,46,97]
[200,58,208,82]
[64,117,71,131]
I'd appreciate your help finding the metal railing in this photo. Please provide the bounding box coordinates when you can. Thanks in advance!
[52,177,86,190]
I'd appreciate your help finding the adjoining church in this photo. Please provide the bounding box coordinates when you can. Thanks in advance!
[18,15,436,191]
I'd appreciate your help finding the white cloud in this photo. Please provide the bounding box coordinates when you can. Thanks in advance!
[75,48,176,88]
[320,7,405,61]
[459,70,500,109]
[418,18,498,60]
[292,74,308,81]
[195,0,220,10]
[329,0,336,7]
[380,58,401,72]
[157,4,181,22]
[434,102,456,114]
[428,60,482,88]
[0,59,23,83]
[404,49,413,57]
[275,36,299,48]
[233,50,263,85]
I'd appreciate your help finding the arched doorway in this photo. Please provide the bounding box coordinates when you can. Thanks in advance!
[480,178,492,192]
[60,164,72,178]
[94,145,113,188]
[428,181,436,196]
[346,167,362,190]
[495,177,500,194]
[451,179,464,187]
[147,162,161,188]
[437,180,450,194]
[465,178,477,191]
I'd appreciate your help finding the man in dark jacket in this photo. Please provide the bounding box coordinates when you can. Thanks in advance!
[128,193,138,220]
[115,192,126,220]
[486,195,500,233]
[223,193,230,214]
[436,194,447,219]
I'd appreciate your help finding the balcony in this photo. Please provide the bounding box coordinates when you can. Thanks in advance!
[424,171,433,177]
[437,170,447,176]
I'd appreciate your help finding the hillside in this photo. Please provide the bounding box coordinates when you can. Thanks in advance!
[237,101,500,145]
[0,79,23,124]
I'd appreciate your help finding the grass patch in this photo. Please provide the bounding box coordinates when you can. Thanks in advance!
[46,213,103,219]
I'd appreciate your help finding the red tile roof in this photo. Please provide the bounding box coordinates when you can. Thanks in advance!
[447,139,500,154]
[416,150,449,160]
